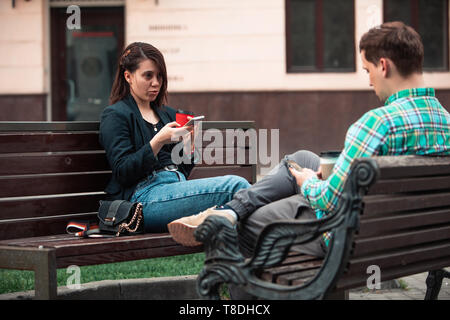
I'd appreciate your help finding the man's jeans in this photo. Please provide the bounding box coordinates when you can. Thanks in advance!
[131,171,250,233]
[227,150,327,258]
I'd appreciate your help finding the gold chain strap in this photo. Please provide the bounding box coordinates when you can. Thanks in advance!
[116,203,143,236]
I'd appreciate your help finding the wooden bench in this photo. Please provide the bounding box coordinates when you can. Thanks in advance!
[194,155,450,300]
[0,120,256,299]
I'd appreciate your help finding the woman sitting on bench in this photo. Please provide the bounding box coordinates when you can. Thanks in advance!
[99,42,250,234]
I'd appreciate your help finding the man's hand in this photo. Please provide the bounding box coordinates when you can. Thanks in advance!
[289,167,321,188]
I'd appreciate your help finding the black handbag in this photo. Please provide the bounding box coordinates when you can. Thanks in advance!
[97,200,144,236]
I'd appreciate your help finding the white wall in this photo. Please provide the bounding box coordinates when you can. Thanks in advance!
[0,0,46,94]
[126,0,450,92]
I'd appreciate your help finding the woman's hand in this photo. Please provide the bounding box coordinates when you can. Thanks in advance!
[150,121,193,154]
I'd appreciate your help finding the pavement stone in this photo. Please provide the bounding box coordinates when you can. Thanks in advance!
[1,268,448,300]
[349,269,450,300]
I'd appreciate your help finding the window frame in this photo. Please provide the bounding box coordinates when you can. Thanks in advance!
[285,0,356,73]
[383,0,450,72]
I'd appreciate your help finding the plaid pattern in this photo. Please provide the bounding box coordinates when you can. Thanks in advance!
[301,88,450,246]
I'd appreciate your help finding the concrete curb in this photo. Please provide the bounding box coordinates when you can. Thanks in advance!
[0,275,200,300]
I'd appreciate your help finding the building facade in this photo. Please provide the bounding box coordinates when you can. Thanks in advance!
[0,0,449,156]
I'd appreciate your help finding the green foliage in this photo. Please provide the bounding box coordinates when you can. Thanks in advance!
[0,253,205,295]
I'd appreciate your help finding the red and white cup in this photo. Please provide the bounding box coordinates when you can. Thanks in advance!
[176,109,194,127]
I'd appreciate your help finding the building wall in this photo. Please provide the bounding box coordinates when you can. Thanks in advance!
[127,0,450,92]
[0,0,47,120]
[168,89,450,158]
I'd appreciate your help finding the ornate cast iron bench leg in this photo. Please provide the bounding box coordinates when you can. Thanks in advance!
[195,216,246,300]
[194,212,355,300]
[425,269,450,300]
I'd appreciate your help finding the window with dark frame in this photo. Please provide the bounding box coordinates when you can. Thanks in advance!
[384,0,449,71]
[286,0,355,73]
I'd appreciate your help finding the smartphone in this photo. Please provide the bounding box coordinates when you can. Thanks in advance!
[287,160,303,172]
[183,115,205,127]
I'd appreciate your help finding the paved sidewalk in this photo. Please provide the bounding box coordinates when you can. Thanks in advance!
[1,271,449,300]
[349,269,450,300]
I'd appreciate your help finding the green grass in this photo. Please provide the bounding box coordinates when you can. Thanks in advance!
[0,253,205,295]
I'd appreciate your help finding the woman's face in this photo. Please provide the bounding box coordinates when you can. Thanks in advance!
[125,59,162,104]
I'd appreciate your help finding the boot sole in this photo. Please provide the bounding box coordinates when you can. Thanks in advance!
[167,221,201,247]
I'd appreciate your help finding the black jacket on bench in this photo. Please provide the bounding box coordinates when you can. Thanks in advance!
[99,94,195,201]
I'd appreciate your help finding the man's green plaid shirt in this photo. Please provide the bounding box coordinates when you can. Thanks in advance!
[301,88,450,246]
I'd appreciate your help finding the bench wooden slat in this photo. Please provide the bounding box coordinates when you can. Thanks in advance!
[358,207,450,237]
[56,244,201,268]
[0,233,181,257]
[362,192,450,216]
[189,166,254,182]
[0,233,89,246]
[0,121,255,132]
[368,175,450,195]
[0,148,253,175]
[0,233,201,268]
[345,241,450,276]
[0,212,96,241]
[336,256,450,291]
[54,235,190,259]
[0,152,109,175]
[0,132,101,154]
[290,269,322,286]
[352,225,450,257]
[0,167,253,198]
[0,128,253,154]
[375,155,450,179]
[0,172,110,197]
[275,264,322,285]
[260,254,321,282]
[0,193,103,220]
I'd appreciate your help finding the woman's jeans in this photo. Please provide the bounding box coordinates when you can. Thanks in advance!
[130,171,250,233]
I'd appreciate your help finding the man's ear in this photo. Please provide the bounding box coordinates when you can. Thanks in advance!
[379,58,390,78]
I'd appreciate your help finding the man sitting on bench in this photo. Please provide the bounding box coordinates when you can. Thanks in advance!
[168,21,450,259]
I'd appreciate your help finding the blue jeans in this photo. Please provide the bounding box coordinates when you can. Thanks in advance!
[130,171,251,233]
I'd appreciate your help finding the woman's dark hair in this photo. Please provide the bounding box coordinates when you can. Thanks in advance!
[359,21,424,77]
[109,42,168,107]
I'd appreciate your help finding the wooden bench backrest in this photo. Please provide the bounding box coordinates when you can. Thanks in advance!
[336,155,450,290]
[0,121,256,241]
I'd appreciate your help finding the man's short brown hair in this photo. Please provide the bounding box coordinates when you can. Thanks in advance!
[359,21,424,77]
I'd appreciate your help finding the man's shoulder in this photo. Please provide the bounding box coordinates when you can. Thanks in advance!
[357,105,390,124]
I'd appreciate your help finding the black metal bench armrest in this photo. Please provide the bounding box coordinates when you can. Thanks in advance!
[195,158,379,300]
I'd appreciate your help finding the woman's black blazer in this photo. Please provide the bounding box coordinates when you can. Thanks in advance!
[99,94,195,201]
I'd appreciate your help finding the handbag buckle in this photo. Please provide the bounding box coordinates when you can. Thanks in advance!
[105,217,115,222]
[164,165,178,172]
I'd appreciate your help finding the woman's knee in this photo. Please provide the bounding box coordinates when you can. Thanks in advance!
[225,175,251,191]
[287,150,320,171]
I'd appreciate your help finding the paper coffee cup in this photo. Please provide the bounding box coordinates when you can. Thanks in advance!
[176,109,194,126]
[320,151,341,180]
